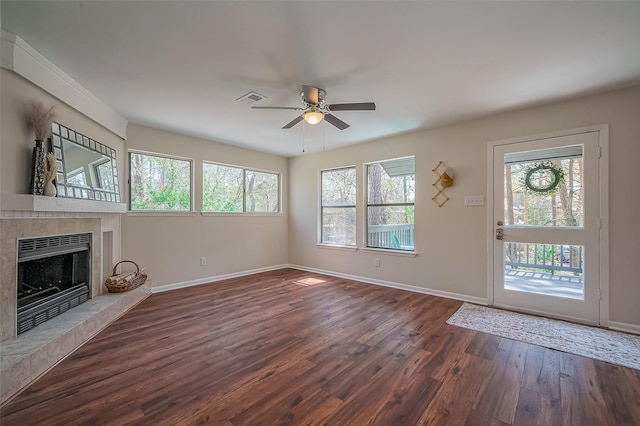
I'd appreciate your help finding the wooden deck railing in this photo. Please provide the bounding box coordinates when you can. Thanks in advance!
[368,224,414,249]
[505,242,583,274]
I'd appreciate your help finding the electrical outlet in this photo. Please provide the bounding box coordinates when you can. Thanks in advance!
[200,257,207,266]
[374,258,380,267]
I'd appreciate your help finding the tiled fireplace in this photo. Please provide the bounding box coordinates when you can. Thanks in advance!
[17,232,92,335]
[0,209,151,405]
[0,218,102,341]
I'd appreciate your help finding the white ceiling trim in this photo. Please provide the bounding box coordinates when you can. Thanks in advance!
[0,30,128,140]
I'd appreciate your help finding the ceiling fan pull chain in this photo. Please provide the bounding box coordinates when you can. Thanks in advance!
[302,119,306,153]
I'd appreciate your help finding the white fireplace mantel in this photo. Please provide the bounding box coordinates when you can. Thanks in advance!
[0,194,127,214]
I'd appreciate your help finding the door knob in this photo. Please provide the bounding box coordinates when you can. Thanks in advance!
[496,228,504,240]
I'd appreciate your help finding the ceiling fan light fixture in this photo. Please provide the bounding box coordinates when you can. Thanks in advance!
[303,110,323,125]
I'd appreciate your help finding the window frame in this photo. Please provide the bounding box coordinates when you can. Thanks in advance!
[202,160,281,214]
[128,150,194,213]
[319,166,357,247]
[364,156,416,252]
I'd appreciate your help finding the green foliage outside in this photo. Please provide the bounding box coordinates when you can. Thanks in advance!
[130,153,191,211]
[203,163,279,213]
[203,163,243,212]
[506,158,583,227]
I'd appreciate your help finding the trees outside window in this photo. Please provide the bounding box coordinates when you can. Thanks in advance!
[129,152,192,211]
[504,157,583,227]
[96,160,115,192]
[203,162,280,213]
[366,157,415,250]
[321,167,356,246]
[503,153,584,274]
[202,163,243,212]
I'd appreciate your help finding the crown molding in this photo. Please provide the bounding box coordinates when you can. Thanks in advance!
[0,30,127,139]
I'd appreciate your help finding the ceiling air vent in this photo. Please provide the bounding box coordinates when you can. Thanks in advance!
[236,91,266,105]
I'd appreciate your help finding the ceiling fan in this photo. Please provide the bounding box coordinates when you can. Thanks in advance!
[251,85,376,130]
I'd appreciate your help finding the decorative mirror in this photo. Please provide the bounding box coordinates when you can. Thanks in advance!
[50,122,121,202]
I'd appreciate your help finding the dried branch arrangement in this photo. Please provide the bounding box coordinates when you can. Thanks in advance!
[44,153,57,182]
[25,101,56,141]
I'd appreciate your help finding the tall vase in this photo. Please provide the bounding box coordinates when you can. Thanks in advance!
[30,140,45,195]
[44,180,57,197]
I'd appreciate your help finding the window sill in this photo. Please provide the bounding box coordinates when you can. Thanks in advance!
[126,211,198,217]
[359,247,417,258]
[200,212,283,217]
[316,243,358,252]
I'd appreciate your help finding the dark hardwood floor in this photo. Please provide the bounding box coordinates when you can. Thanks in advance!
[1,268,638,425]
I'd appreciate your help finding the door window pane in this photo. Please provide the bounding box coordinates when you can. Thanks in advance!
[504,242,584,300]
[504,146,583,227]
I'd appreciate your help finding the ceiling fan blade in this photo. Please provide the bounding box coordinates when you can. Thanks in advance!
[282,115,303,129]
[251,106,303,110]
[302,85,319,105]
[327,102,376,111]
[324,114,350,130]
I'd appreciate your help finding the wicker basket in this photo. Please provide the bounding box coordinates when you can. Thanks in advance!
[105,260,147,293]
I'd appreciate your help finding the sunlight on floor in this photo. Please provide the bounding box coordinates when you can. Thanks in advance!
[293,277,326,286]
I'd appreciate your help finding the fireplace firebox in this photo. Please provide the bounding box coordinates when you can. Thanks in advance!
[17,233,92,334]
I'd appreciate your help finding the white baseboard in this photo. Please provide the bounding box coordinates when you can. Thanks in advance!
[128,264,640,335]
[609,321,640,335]
[288,264,488,305]
[153,263,488,305]
[151,264,290,293]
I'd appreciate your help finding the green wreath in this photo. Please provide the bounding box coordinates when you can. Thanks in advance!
[523,162,564,194]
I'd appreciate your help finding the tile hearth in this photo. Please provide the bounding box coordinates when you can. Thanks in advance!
[0,283,151,405]
[0,215,147,405]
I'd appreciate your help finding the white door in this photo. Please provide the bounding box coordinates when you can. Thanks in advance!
[490,129,606,325]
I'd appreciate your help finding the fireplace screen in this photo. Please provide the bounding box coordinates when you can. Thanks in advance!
[17,233,91,334]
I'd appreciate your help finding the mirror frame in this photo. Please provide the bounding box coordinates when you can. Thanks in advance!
[50,122,121,202]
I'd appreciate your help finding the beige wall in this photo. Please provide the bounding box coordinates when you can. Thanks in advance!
[0,69,125,195]
[288,85,640,327]
[121,124,289,287]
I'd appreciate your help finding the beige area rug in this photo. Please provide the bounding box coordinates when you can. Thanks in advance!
[447,303,640,370]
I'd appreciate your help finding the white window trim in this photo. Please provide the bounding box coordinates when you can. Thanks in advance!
[359,247,417,258]
[200,212,282,217]
[315,243,358,252]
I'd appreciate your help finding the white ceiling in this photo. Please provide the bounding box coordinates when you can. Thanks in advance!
[2,1,640,157]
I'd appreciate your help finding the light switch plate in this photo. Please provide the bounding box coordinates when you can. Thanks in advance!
[465,196,485,206]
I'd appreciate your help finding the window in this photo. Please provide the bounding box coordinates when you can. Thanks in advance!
[95,160,115,192]
[321,167,356,246]
[366,156,415,250]
[202,163,243,212]
[203,162,280,213]
[67,170,87,187]
[129,151,192,211]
